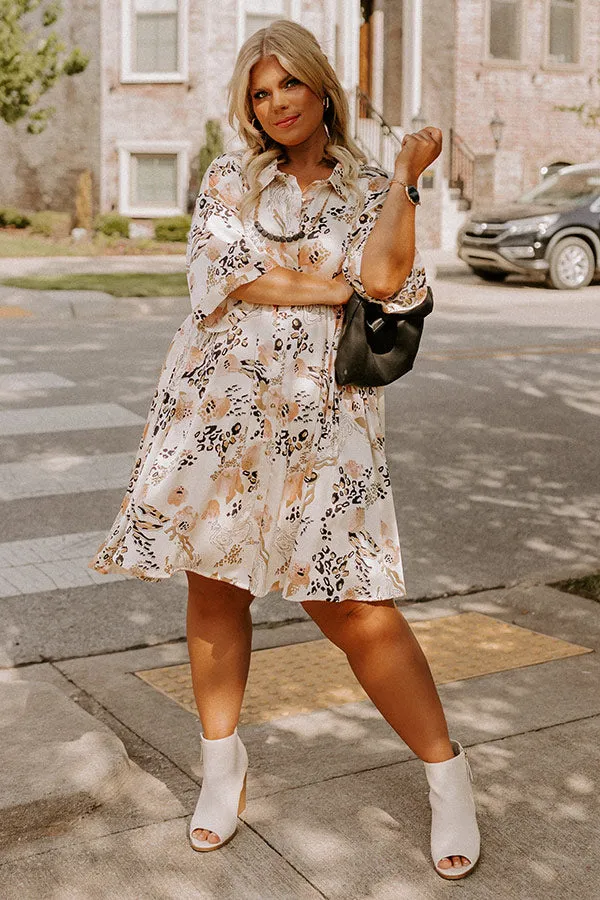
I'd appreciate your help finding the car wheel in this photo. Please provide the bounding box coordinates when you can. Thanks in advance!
[545,237,595,290]
[469,268,508,282]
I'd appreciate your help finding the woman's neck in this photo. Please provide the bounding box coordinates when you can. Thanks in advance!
[278,133,332,172]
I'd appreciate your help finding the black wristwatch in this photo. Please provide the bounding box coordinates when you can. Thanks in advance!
[390,179,421,206]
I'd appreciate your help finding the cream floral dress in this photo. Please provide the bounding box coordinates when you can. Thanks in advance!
[88,149,429,603]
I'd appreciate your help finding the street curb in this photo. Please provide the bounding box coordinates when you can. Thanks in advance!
[0,285,189,319]
[435,263,472,279]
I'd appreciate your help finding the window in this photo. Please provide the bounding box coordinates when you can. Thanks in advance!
[121,0,188,82]
[547,0,579,64]
[134,0,178,72]
[238,0,301,47]
[488,0,522,61]
[131,155,178,206]
[117,143,191,216]
[245,0,288,40]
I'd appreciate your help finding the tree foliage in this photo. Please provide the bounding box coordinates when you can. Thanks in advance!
[0,0,89,134]
[555,69,600,128]
[554,102,600,129]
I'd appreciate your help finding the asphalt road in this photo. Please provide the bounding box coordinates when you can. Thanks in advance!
[388,269,600,596]
[1,269,599,665]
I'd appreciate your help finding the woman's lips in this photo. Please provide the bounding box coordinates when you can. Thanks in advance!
[274,115,300,128]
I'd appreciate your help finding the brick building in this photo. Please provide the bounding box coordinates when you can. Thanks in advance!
[361,0,600,246]
[2,0,599,249]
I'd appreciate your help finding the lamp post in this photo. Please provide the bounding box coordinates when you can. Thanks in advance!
[490,110,505,150]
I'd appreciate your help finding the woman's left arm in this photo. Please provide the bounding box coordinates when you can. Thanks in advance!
[341,177,428,312]
[343,127,443,308]
[359,180,419,300]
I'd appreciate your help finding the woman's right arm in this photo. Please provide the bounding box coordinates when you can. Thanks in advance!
[227,267,352,307]
[186,154,351,323]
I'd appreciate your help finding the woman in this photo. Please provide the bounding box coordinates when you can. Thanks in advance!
[89,20,480,880]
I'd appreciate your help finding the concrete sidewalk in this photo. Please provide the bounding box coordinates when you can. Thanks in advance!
[1,579,598,898]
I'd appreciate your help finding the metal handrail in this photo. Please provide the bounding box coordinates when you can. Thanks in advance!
[354,87,404,172]
[449,127,475,206]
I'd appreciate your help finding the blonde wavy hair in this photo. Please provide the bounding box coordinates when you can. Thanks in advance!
[227,19,367,222]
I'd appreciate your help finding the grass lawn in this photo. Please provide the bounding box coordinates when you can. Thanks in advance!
[551,573,600,603]
[0,229,187,257]
[0,273,189,297]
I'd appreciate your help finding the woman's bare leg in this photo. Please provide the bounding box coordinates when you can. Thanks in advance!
[186,571,254,844]
[301,598,469,871]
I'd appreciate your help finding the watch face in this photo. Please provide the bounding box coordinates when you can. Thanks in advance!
[407,184,420,204]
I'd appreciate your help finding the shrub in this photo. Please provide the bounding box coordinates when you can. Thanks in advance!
[187,119,224,212]
[154,215,192,242]
[29,211,72,238]
[198,120,224,186]
[94,213,130,238]
[0,207,31,228]
[75,169,93,231]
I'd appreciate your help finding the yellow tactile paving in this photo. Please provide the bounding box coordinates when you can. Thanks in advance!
[134,611,594,725]
[0,305,33,317]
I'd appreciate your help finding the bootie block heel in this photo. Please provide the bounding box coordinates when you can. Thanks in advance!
[423,739,481,880]
[189,727,248,852]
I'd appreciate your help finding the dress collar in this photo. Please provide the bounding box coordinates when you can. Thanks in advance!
[256,156,351,201]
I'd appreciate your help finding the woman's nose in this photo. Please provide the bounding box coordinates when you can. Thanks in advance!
[272,91,289,110]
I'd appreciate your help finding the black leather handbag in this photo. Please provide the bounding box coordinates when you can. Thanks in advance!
[334,286,434,387]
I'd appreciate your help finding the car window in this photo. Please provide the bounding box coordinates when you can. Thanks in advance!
[518,170,600,205]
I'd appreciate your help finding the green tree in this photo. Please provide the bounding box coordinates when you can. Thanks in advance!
[0,0,89,134]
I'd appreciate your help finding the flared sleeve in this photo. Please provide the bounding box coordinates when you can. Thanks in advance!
[185,153,278,326]
[341,169,429,314]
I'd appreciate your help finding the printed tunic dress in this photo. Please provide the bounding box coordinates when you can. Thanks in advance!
[88,149,429,603]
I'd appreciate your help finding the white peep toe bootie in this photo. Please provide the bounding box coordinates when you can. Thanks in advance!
[189,727,248,852]
[422,739,481,880]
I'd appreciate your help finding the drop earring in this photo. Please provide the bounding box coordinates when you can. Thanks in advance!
[322,96,331,140]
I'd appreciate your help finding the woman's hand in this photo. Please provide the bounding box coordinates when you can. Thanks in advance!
[393,126,443,183]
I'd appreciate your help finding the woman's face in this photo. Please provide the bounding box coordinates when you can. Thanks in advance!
[249,55,325,148]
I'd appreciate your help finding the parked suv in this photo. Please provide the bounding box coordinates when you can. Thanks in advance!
[457,163,600,289]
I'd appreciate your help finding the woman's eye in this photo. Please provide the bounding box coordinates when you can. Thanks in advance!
[253,78,299,100]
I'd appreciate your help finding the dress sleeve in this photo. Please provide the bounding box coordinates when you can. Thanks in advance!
[341,170,429,314]
[185,153,278,326]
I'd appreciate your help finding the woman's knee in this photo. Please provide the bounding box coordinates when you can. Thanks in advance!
[301,598,397,650]
[186,571,254,614]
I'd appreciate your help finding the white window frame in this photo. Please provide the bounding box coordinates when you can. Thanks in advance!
[483,0,527,67]
[121,0,189,83]
[117,141,191,217]
[542,0,583,70]
[236,0,302,51]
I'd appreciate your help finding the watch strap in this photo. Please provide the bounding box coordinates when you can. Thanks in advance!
[389,179,421,205]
